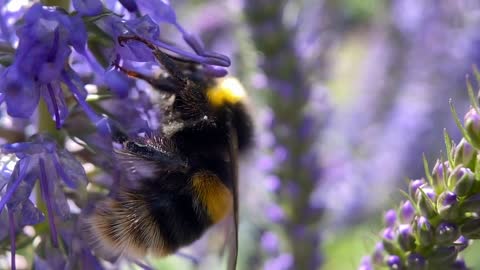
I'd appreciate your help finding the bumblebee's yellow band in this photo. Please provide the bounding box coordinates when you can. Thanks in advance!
[192,171,233,223]
[206,77,246,107]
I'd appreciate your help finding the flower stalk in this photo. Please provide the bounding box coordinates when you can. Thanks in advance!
[361,75,480,269]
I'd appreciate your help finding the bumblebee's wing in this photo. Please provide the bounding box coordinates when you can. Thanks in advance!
[226,126,239,270]
[115,134,188,180]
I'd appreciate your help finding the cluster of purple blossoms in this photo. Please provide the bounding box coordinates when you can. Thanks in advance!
[359,78,480,269]
[0,0,231,269]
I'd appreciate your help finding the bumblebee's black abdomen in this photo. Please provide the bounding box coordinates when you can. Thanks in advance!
[147,190,211,250]
[89,168,234,258]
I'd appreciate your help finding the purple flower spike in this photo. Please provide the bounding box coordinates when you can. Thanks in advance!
[73,0,104,16]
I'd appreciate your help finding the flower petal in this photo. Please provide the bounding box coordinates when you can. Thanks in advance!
[40,82,68,128]
[72,0,104,16]
[0,66,40,118]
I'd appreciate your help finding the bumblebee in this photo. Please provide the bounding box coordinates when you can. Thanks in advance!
[88,35,253,269]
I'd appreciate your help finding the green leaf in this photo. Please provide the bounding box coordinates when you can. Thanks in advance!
[466,75,479,112]
[423,154,434,187]
[444,129,454,168]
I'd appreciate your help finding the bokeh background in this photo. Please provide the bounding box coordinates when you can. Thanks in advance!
[2,0,480,269]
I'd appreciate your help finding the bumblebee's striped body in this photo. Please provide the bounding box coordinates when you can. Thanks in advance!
[89,37,253,267]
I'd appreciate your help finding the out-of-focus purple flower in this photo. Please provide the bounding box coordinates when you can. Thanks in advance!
[384,209,397,227]
[0,134,87,246]
[261,231,279,254]
[387,255,402,269]
[400,201,414,223]
[358,256,373,270]
[72,0,103,16]
[372,242,384,265]
[266,204,285,223]
[263,253,293,270]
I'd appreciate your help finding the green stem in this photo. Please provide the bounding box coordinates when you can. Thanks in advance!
[41,0,71,10]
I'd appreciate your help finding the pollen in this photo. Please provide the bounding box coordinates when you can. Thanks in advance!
[206,77,247,107]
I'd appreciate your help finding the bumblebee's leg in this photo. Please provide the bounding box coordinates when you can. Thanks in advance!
[118,35,187,86]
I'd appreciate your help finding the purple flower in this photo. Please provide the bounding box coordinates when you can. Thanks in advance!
[95,2,230,76]
[263,253,293,270]
[0,4,106,129]
[0,134,87,246]
[358,256,373,270]
[72,0,104,16]
[261,231,279,254]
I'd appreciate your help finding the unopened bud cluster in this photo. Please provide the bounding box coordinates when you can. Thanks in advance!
[360,102,480,269]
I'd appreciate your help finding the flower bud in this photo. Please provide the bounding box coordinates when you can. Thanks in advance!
[387,255,403,270]
[464,107,480,148]
[384,209,397,228]
[400,201,415,224]
[453,235,469,252]
[372,242,384,265]
[437,191,459,220]
[454,138,476,169]
[454,169,475,197]
[397,224,416,251]
[460,194,480,213]
[406,253,426,270]
[428,246,458,266]
[460,218,480,239]
[382,228,398,254]
[358,256,373,270]
[416,187,437,218]
[435,222,459,245]
[432,160,449,191]
[409,179,425,199]
[414,216,434,247]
